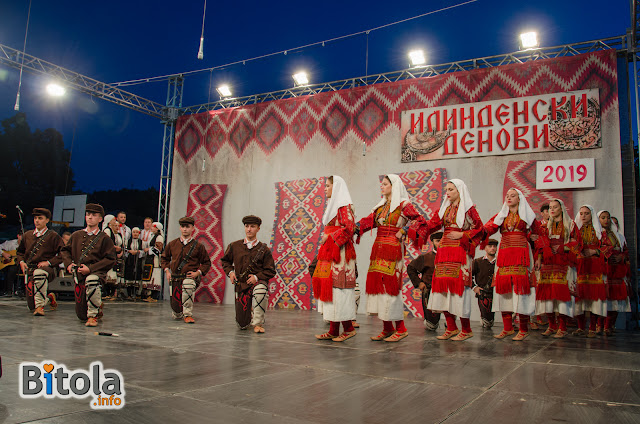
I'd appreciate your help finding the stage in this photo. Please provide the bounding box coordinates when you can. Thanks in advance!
[0,299,639,423]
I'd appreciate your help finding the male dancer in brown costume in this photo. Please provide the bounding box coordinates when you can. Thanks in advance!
[60,203,116,327]
[221,215,276,333]
[16,208,64,316]
[161,216,211,324]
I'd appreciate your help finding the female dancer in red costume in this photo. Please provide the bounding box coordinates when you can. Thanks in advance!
[597,210,631,336]
[313,176,358,342]
[573,205,612,337]
[483,188,545,341]
[535,199,580,339]
[410,179,483,341]
[355,174,426,342]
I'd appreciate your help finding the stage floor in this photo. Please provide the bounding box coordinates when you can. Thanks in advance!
[1,298,639,423]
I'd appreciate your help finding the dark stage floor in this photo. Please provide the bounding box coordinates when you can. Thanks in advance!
[1,298,639,424]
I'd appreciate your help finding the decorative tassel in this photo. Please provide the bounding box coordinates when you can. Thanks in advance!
[536,282,571,302]
[606,282,629,300]
[365,272,401,296]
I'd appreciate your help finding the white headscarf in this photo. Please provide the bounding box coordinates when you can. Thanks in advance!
[438,179,473,228]
[152,222,164,237]
[574,204,602,240]
[597,210,623,247]
[102,214,115,231]
[547,198,573,243]
[371,174,410,214]
[132,227,141,233]
[494,188,537,228]
[322,176,353,226]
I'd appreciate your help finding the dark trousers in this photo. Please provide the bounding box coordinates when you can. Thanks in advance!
[477,295,494,326]
[421,287,441,327]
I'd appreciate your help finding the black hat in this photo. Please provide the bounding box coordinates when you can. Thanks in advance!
[179,216,195,226]
[430,231,443,241]
[85,203,105,217]
[487,238,499,246]
[32,208,51,220]
[242,215,262,226]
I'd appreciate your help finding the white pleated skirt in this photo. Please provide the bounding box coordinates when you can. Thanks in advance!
[535,298,575,317]
[318,288,356,322]
[574,299,608,316]
[427,287,473,319]
[492,288,536,316]
[367,293,404,321]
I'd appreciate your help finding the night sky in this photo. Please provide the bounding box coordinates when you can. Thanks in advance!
[0,0,630,193]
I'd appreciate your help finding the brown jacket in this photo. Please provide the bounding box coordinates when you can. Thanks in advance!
[407,251,436,289]
[16,229,64,279]
[160,238,211,277]
[221,240,276,291]
[60,230,117,281]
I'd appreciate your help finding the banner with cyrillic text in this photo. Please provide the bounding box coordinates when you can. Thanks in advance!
[400,89,601,162]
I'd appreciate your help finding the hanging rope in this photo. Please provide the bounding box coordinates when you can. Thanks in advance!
[112,0,477,86]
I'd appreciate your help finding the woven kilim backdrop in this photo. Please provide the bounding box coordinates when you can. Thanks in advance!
[269,178,326,310]
[503,161,574,219]
[186,184,228,303]
[174,50,617,162]
[394,169,448,318]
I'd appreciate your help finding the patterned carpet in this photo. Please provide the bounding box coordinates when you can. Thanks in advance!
[503,161,574,219]
[186,184,228,303]
[396,169,448,318]
[269,178,326,310]
[174,50,617,163]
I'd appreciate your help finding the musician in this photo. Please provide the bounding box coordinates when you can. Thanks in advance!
[16,208,64,315]
[221,215,276,333]
[1,232,22,297]
[161,216,211,324]
[60,203,117,327]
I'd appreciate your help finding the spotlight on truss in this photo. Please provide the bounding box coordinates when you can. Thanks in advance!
[46,83,66,97]
[519,31,539,50]
[292,71,309,86]
[216,85,232,98]
[408,49,426,67]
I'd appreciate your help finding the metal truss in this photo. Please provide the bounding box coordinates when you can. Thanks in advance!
[157,76,184,232]
[182,35,628,115]
[0,43,166,119]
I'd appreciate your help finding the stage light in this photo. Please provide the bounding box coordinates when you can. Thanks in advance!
[408,50,426,67]
[216,85,232,98]
[519,32,539,50]
[292,72,309,86]
[46,83,66,97]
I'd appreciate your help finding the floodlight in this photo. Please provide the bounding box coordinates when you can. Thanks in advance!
[408,50,426,67]
[46,83,66,97]
[292,72,309,86]
[519,32,539,50]
[217,85,232,98]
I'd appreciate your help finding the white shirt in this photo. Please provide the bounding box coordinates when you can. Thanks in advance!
[84,227,100,236]
[34,227,49,238]
[180,237,193,245]
[0,239,19,252]
[244,238,259,249]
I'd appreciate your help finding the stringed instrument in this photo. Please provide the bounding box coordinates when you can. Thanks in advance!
[0,249,17,271]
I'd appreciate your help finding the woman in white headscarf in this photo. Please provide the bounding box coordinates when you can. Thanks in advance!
[484,188,546,341]
[102,214,123,300]
[534,198,580,338]
[355,174,427,342]
[142,222,165,303]
[597,210,631,335]
[412,179,484,341]
[313,176,358,342]
[573,204,612,337]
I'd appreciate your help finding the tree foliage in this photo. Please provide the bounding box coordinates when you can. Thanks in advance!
[0,112,75,217]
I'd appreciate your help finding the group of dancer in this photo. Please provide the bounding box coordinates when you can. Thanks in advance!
[14,176,631,339]
[310,175,631,342]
